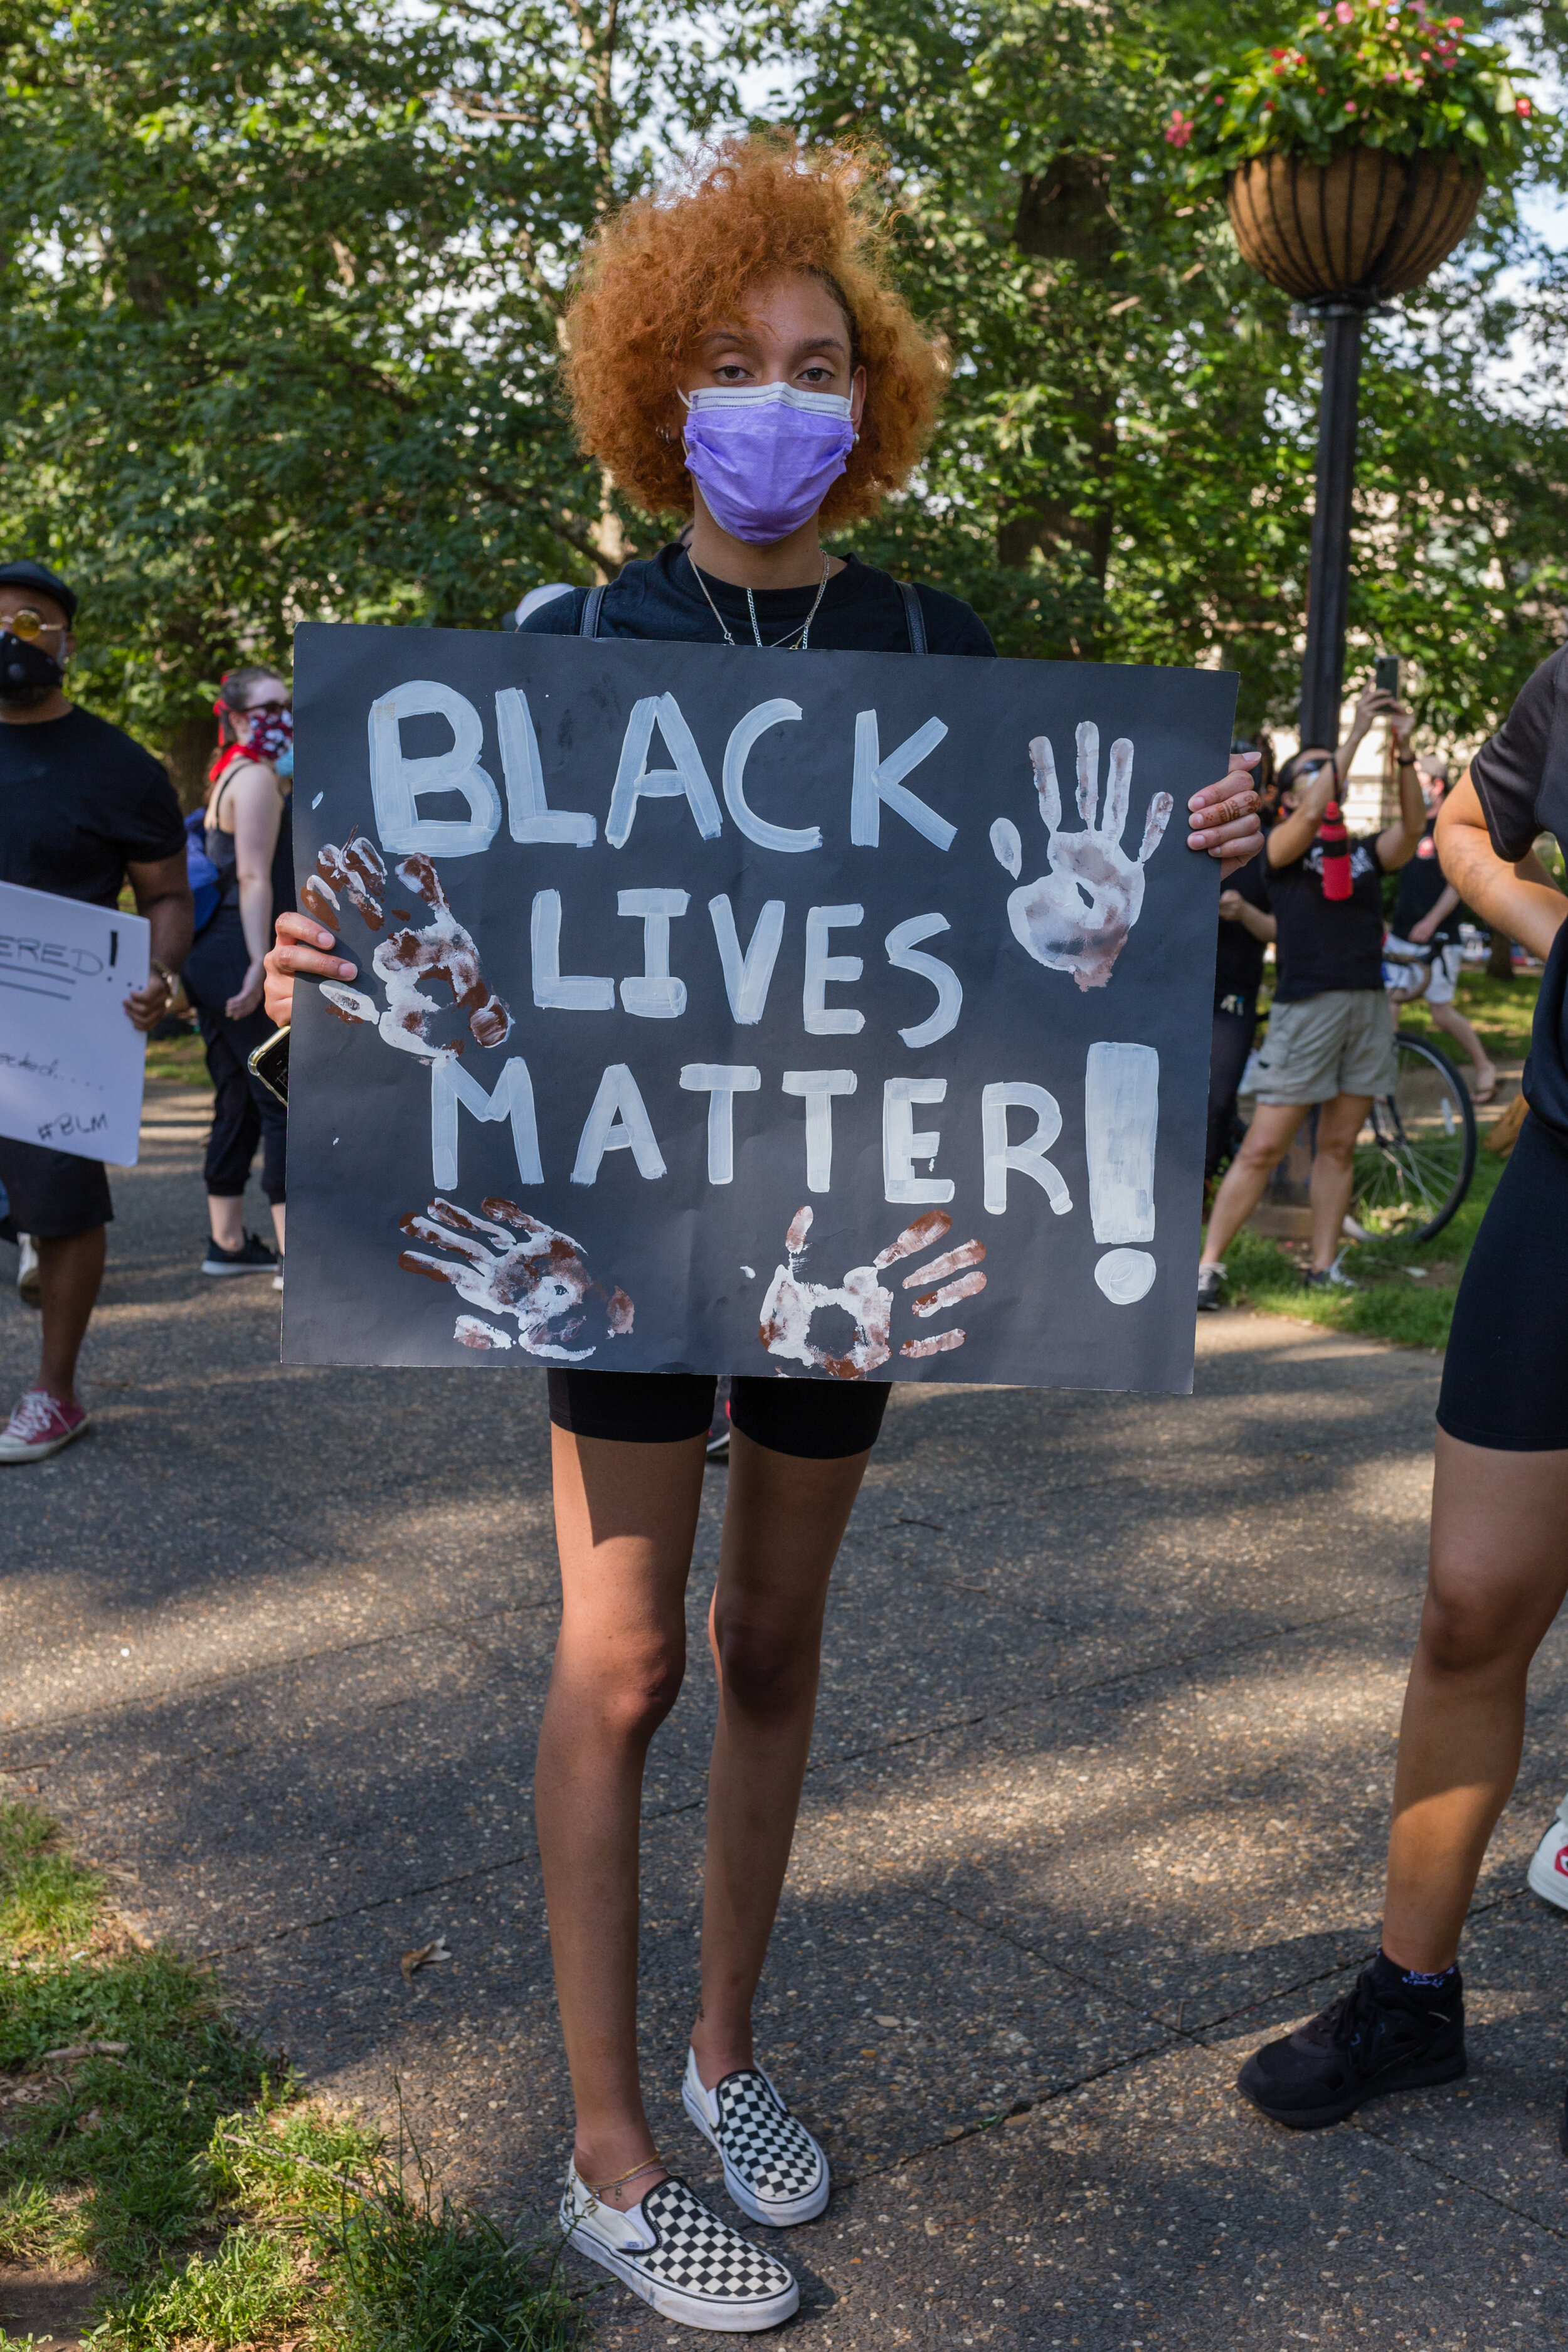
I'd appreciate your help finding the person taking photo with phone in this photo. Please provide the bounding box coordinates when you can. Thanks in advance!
[263,136,1262,2333]
[1197,677,1424,1309]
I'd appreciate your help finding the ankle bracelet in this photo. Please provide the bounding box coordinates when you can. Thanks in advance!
[585,2155,664,2197]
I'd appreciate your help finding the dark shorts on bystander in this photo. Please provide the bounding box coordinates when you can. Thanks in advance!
[0,1138,113,1242]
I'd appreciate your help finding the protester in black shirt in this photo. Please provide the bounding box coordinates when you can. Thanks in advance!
[1237,647,1568,2149]
[1383,755,1496,1101]
[264,137,1262,2333]
[1198,680,1424,1307]
[0,559,192,1464]
[1206,848,1275,1184]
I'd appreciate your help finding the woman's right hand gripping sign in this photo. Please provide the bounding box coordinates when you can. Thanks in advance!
[990,721,1175,993]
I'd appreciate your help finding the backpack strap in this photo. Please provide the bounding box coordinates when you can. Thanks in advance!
[898,580,928,655]
[579,584,607,638]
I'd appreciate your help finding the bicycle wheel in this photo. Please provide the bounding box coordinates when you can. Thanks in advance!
[1353,1032,1477,1245]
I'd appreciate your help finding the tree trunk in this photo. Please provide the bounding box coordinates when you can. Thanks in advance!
[1003,154,1119,637]
[1487,928,1515,981]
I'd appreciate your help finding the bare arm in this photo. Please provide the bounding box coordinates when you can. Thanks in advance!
[223,762,284,1019]
[1218,888,1276,941]
[1407,881,1460,946]
[1376,723,1425,871]
[124,852,195,1032]
[1435,773,1567,965]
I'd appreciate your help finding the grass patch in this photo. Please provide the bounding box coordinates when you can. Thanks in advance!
[1212,1142,1506,1348]
[1,1802,581,2349]
[141,1030,209,1090]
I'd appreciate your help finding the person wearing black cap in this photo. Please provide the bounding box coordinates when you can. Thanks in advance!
[0,559,192,1463]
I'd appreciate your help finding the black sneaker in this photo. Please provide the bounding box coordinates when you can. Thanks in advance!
[1196,1263,1224,1313]
[1238,1962,1465,2129]
[201,1232,278,1277]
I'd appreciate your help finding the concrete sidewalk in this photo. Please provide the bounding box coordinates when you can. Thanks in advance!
[3,1080,1565,2348]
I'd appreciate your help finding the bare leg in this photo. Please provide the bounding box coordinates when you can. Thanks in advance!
[689,1429,872,2085]
[534,1428,705,2206]
[270,1201,287,1254]
[1200,1100,1307,1266]
[1308,1091,1371,1272]
[1430,1001,1496,1099]
[35,1228,106,1406]
[1382,1433,1568,1971]
[208,1196,246,1249]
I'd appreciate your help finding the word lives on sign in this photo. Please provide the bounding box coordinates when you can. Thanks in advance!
[285,624,1234,1392]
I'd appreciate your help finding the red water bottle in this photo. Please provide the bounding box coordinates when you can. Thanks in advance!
[1319,797,1353,901]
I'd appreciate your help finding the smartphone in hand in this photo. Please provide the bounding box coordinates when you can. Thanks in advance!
[247,1025,290,1107]
[1375,652,1401,699]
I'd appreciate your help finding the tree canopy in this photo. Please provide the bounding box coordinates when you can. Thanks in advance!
[0,0,1561,792]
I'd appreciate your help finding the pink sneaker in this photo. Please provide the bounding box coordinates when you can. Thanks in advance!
[0,1389,90,1463]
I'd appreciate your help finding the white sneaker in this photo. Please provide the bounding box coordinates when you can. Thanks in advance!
[681,2049,829,2226]
[1527,1816,1568,1912]
[559,2163,797,2333]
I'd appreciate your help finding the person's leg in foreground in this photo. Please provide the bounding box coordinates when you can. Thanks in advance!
[1239,1114,1568,2139]
[536,1405,867,2325]
[1304,1089,1372,1279]
[1198,1098,1308,1305]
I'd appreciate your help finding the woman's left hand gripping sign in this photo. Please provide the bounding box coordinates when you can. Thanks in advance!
[399,1197,635,1361]
[301,836,511,1056]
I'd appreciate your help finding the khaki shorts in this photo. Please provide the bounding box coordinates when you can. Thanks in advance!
[1254,989,1397,1106]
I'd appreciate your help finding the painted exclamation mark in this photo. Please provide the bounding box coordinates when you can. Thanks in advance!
[1084,1041,1158,1305]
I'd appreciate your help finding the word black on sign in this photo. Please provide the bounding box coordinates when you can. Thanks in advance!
[285,623,1234,1393]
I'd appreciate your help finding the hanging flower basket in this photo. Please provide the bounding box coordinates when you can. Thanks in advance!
[1168,2,1545,304]
[1225,145,1481,304]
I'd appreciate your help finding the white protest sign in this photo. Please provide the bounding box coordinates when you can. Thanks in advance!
[0,880,151,1166]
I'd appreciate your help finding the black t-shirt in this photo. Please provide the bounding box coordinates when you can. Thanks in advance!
[1471,643,1568,1133]
[1266,830,1387,1002]
[1391,817,1459,940]
[0,704,184,908]
[521,544,998,659]
[1213,848,1272,1015]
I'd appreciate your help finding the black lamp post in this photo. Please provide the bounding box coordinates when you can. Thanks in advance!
[1224,149,1485,754]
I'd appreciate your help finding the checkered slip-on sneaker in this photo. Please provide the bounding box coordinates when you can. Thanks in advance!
[682,2050,830,2226]
[559,2163,798,2333]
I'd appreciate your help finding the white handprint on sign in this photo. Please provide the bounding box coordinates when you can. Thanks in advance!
[303,837,511,1058]
[990,723,1173,992]
[758,1207,986,1379]
[398,1194,633,1361]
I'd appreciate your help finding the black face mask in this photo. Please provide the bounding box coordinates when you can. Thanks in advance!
[0,632,63,707]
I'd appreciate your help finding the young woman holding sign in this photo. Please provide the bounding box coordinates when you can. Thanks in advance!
[267,138,1261,2331]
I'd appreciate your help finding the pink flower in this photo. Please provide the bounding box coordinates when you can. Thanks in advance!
[1517,95,1532,115]
[1165,107,1194,146]
[1214,91,1226,103]
[1345,97,1358,110]
[1335,1,1355,19]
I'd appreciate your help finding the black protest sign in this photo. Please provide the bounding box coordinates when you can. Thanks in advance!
[284,623,1234,1392]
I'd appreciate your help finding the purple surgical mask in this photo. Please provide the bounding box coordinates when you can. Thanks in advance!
[682,384,855,545]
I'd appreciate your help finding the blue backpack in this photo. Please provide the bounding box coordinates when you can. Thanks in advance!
[184,808,223,936]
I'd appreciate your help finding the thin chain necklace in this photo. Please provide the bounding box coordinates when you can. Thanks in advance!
[689,555,831,650]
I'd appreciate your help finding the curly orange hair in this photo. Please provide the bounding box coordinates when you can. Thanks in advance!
[563,137,947,529]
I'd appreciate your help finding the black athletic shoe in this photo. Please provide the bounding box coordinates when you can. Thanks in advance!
[201,1232,278,1277]
[1237,1962,1466,2129]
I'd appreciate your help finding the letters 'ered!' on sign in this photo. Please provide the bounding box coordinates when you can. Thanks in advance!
[285,624,1235,1394]
[0,879,150,1167]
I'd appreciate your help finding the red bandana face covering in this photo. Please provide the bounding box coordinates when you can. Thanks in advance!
[246,707,293,763]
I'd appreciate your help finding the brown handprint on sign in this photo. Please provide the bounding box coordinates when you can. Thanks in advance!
[302,835,511,1056]
[758,1207,986,1379]
[398,1195,633,1361]
[990,722,1173,992]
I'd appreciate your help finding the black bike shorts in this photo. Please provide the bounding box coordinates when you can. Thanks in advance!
[1438,1108,1568,1451]
[547,1370,889,1459]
